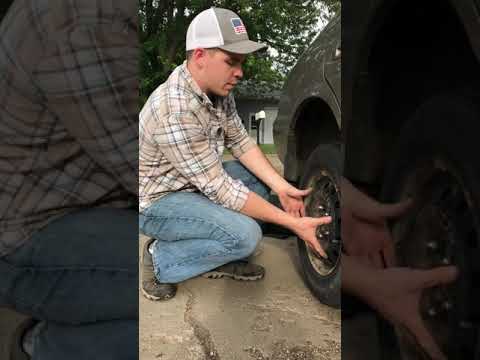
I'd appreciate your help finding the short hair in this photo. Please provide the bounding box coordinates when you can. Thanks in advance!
[186,48,219,62]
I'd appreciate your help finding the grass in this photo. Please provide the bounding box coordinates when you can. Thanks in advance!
[258,144,277,154]
[224,143,277,155]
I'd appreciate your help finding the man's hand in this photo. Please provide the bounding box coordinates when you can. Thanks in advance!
[362,265,458,360]
[341,178,413,267]
[239,188,331,258]
[238,146,313,218]
[291,216,332,258]
[343,255,458,360]
[277,184,312,218]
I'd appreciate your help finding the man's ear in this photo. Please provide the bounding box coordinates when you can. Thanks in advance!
[192,48,207,68]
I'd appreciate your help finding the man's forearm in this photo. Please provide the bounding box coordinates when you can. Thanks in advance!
[240,190,296,230]
[238,145,289,193]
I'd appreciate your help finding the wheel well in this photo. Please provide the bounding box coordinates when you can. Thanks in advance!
[349,0,480,184]
[294,98,340,181]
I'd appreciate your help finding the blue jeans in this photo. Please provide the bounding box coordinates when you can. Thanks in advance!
[139,161,270,284]
[0,208,138,360]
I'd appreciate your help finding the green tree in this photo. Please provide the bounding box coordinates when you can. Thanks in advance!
[139,0,340,103]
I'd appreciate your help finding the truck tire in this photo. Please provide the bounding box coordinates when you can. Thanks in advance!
[298,143,342,308]
[380,93,480,359]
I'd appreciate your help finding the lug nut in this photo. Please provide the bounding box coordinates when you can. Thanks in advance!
[459,321,473,329]
[426,242,438,250]
[442,301,452,310]
[427,308,437,316]
[441,258,450,265]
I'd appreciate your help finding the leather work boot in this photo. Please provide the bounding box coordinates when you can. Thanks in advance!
[202,260,265,281]
[141,238,177,301]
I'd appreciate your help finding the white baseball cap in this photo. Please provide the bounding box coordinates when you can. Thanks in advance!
[186,7,267,55]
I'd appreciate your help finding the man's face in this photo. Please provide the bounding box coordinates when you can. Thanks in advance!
[203,49,246,97]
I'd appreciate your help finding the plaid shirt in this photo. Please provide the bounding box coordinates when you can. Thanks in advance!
[0,0,138,256]
[139,62,255,212]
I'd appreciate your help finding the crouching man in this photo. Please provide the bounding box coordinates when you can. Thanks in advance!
[139,7,331,300]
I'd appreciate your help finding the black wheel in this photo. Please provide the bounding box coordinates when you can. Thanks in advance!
[298,143,342,308]
[380,93,480,360]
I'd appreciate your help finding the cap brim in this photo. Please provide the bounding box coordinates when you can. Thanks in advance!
[218,40,267,55]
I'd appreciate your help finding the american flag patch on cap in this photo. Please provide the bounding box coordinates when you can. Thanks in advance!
[231,18,246,34]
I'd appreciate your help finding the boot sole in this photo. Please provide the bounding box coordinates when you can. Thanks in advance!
[141,238,177,301]
[202,272,264,281]
[140,286,176,301]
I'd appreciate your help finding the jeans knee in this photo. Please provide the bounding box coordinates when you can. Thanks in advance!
[234,219,262,258]
[256,182,270,200]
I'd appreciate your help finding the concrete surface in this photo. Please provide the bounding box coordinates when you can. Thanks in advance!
[137,153,340,360]
[139,235,341,360]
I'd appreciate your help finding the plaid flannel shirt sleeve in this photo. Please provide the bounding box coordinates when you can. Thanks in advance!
[224,94,256,158]
[152,108,250,211]
[36,3,138,195]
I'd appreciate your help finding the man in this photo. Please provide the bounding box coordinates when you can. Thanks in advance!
[139,7,332,301]
[0,1,138,359]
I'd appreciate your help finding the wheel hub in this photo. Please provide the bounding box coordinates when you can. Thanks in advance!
[304,170,341,276]
[392,159,479,359]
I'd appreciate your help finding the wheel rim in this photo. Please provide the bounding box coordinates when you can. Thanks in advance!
[304,169,341,276]
[392,158,478,359]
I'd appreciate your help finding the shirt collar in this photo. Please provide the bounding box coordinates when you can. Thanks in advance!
[180,61,222,110]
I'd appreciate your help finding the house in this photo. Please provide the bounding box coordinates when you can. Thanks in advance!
[233,80,281,145]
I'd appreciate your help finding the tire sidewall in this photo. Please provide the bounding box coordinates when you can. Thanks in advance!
[380,93,480,359]
[298,143,343,308]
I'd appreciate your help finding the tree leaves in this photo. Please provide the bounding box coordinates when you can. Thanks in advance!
[139,0,339,102]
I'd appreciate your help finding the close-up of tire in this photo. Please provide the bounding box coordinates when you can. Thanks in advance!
[298,144,342,308]
[379,93,480,359]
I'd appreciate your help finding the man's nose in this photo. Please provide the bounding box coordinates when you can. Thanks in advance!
[234,66,243,79]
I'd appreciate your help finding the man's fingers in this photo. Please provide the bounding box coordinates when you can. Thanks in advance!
[289,209,300,218]
[382,238,396,267]
[357,255,373,268]
[300,205,306,218]
[288,187,312,198]
[381,198,414,219]
[307,239,327,259]
[417,266,459,289]
[369,252,384,269]
[316,216,332,225]
[408,319,447,360]
[289,207,301,218]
